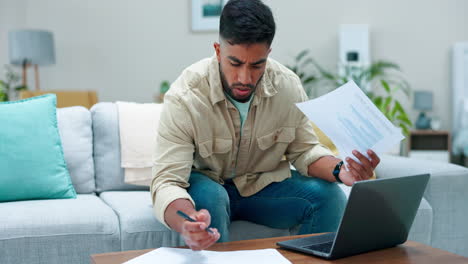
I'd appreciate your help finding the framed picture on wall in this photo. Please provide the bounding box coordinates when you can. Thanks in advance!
[191,0,228,32]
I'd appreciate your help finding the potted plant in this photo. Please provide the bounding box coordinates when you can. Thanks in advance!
[0,65,27,102]
[288,50,412,136]
[286,50,317,98]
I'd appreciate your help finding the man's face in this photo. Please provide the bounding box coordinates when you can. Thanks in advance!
[214,40,271,102]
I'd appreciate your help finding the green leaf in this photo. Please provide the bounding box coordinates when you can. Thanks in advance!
[382,96,392,113]
[338,76,348,85]
[384,111,393,120]
[295,50,309,62]
[14,85,27,91]
[290,66,298,74]
[400,124,410,137]
[390,104,399,119]
[302,76,316,84]
[299,58,314,69]
[368,60,400,80]
[160,81,170,93]
[373,96,383,107]
[393,100,404,113]
[311,60,336,81]
[381,79,391,94]
[0,90,8,102]
[396,114,412,126]
[399,79,412,97]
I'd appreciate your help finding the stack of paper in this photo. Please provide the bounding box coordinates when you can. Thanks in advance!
[296,80,404,166]
[123,247,292,264]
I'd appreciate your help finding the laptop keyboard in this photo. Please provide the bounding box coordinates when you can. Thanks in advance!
[303,241,334,253]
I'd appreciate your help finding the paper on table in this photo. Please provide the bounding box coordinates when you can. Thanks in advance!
[123,247,292,264]
[296,80,404,166]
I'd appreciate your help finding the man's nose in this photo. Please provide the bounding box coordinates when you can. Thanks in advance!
[237,67,252,85]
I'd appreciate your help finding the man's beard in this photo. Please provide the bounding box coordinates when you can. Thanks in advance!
[219,64,257,103]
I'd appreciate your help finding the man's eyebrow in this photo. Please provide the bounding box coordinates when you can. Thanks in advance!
[227,56,244,64]
[251,58,267,65]
[227,56,267,65]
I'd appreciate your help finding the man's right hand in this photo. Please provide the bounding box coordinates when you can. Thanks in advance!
[180,209,220,250]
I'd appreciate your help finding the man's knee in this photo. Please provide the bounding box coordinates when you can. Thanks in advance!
[188,172,230,215]
[310,179,346,211]
[297,178,347,233]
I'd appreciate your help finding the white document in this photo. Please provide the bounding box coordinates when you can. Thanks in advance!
[123,247,291,264]
[296,80,404,166]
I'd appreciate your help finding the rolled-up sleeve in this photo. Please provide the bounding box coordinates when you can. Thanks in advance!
[285,76,335,176]
[151,94,195,228]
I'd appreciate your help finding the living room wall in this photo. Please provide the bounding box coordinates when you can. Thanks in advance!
[1,0,467,130]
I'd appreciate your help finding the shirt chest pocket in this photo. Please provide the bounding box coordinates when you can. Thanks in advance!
[198,138,233,158]
[257,127,296,150]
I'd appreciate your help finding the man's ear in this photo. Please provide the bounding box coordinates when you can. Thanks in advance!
[214,42,221,62]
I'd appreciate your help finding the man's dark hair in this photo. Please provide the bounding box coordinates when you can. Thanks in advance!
[220,0,276,46]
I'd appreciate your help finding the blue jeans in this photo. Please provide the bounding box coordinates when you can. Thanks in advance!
[187,170,347,242]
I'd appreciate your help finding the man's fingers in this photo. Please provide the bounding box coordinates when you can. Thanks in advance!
[196,232,220,250]
[367,149,380,168]
[186,228,220,251]
[352,150,373,175]
[183,221,206,232]
[194,209,211,226]
[188,230,212,241]
[346,158,365,181]
[185,233,211,250]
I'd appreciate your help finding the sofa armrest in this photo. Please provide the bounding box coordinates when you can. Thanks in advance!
[375,154,468,256]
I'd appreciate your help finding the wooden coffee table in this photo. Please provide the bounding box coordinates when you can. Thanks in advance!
[91,234,468,264]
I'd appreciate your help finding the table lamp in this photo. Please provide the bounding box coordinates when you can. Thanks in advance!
[8,29,55,91]
[413,91,433,129]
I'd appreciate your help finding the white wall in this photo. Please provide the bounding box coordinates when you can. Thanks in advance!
[1,0,467,130]
[0,0,27,82]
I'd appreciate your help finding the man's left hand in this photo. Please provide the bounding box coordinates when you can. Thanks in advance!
[338,149,380,186]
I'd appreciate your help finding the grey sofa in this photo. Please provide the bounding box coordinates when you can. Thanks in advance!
[1,102,467,264]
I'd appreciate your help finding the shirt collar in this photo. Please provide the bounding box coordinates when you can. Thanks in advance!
[208,55,278,106]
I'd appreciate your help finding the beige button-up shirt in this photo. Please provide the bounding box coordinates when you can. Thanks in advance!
[151,56,334,227]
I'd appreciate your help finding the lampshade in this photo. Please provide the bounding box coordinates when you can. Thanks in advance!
[413,91,433,111]
[8,30,55,66]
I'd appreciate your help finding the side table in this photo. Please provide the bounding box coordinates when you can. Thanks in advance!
[407,130,451,162]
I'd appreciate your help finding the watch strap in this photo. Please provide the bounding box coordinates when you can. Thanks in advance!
[333,161,344,183]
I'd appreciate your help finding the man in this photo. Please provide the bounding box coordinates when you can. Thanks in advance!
[151,0,380,251]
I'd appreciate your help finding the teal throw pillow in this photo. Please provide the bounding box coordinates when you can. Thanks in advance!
[0,94,76,202]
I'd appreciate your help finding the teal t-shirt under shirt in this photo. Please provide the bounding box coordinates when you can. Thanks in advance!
[224,92,253,130]
[225,92,253,178]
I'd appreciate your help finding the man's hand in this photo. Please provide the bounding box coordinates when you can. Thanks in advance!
[339,149,380,186]
[181,209,220,250]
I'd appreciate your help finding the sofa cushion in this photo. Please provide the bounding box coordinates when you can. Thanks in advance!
[408,197,433,245]
[99,191,183,250]
[57,106,95,194]
[0,94,76,202]
[0,194,120,264]
[91,103,148,193]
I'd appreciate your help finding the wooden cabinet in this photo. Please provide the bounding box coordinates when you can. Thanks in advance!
[407,130,451,162]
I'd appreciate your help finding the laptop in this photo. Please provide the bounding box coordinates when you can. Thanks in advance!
[277,174,430,260]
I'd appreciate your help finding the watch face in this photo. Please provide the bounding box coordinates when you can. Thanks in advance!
[333,161,344,183]
[333,168,339,176]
